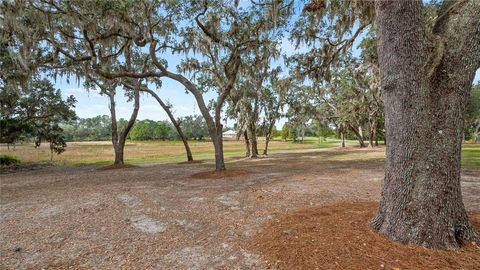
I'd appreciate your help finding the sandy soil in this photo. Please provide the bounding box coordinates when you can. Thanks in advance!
[1,147,479,269]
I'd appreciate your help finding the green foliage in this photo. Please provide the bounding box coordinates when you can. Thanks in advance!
[464,84,480,141]
[129,120,175,141]
[61,115,112,141]
[179,115,209,140]
[280,124,289,141]
[281,123,297,141]
[0,154,20,166]
[0,78,76,154]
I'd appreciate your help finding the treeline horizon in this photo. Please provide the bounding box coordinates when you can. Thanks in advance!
[58,114,383,143]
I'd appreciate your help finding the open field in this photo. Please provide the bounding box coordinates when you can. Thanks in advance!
[0,137,348,166]
[1,142,479,269]
[1,138,479,168]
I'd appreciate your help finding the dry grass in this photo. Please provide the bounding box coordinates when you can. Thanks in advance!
[0,138,337,165]
[1,139,478,168]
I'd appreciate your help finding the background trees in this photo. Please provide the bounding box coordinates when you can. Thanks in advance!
[465,84,480,142]
[0,76,76,156]
[129,120,174,141]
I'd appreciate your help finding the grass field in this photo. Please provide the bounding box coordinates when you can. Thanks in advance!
[1,137,479,168]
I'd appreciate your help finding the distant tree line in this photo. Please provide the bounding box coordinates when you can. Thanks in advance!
[61,115,209,142]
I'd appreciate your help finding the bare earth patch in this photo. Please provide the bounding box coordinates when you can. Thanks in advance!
[177,160,204,165]
[0,162,54,174]
[0,147,478,269]
[190,169,252,179]
[251,201,480,270]
[97,163,138,170]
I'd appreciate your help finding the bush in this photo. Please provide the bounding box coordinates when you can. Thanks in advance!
[0,154,20,166]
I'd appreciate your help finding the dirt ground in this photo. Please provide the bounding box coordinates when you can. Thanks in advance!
[1,146,479,269]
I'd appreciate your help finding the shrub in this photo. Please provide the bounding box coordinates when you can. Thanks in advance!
[0,154,20,166]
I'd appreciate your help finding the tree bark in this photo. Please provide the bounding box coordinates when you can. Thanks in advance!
[108,93,122,164]
[213,122,226,171]
[108,88,140,165]
[263,99,283,155]
[369,111,378,148]
[371,0,480,249]
[143,88,193,162]
[348,124,366,147]
[247,122,258,158]
[474,120,480,143]
[244,130,251,157]
[263,120,275,155]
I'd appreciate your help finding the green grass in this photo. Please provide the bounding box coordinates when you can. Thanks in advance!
[0,154,21,166]
[1,139,478,169]
[461,144,480,168]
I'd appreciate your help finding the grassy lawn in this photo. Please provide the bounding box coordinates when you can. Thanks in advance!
[0,137,344,166]
[461,144,480,168]
[1,138,478,168]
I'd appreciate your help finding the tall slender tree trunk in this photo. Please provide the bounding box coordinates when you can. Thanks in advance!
[371,0,480,249]
[143,88,193,162]
[247,122,258,158]
[108,93,122,165]
[348,124,366,147]
[263,123,273,155]
[263,104,282,155]
[108,88,140,165]
[263,138,270,155]
[369,112,378,147]
[474,121,480,143]
[244,130,251,157]
[341,129,345,147]
[212,123,226,171]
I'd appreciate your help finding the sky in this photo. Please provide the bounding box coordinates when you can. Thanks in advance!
[55,27,480,129]
[56,36,303,128]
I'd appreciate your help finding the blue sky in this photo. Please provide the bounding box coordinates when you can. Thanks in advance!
[56,36,301,128]
[56,34,480,128]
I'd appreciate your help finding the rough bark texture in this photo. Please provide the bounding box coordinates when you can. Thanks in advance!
[371,0,480,249]
[143,88,193,162]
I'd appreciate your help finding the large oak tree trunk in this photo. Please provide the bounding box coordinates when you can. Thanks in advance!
[371,0,480,249]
